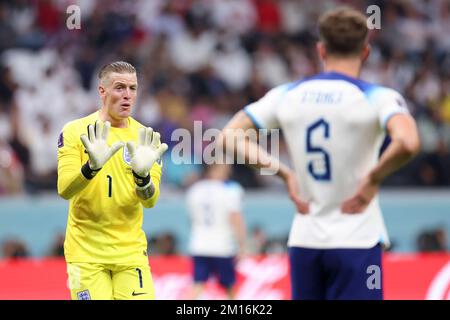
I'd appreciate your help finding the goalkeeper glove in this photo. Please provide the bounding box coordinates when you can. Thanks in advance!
[126,127,168,186]
[80,121,124,179]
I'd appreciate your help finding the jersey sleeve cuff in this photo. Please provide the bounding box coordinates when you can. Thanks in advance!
[81,161,101,180]
[132,171,151,187]
[243,107,263,130]
[381,110,409,129]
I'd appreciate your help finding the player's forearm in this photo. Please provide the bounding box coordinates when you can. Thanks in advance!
[369,138,419,184]
[57,155,100,199]
[236,226,246,253]
[137,186,160,208]
[133,171,160,208]
[369,115,420,184]
[220,131,283,176]
[57,169,91,200]
[230,213,246,253]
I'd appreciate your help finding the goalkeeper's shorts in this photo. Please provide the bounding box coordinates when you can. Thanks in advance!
[67,262,155,300]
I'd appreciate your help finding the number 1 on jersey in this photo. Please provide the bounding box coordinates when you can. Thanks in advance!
[306,119,331,181]
[107,175,112,197]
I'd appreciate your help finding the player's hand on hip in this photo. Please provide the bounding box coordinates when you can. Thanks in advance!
[341,175,379,214]
[80,121,124,170]
[126,127,168,177]
[284,171,309,214]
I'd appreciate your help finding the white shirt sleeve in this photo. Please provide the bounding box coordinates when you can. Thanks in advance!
[225,181,244,213]
[369,87,410,129]
[243,84,290,130]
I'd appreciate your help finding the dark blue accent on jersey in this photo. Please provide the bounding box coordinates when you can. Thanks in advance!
[289,244,383,300]
[287,71,377,95]
[379,135,391,157]
[192,256,236,288]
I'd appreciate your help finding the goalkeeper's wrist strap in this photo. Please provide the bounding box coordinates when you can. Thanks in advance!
[81,161,101,180]
[132,171,150,187]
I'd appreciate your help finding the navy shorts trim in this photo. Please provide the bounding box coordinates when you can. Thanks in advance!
[192,256,236,288]
[289,244,383,300]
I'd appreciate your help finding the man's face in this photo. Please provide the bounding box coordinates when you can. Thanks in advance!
[99,72,137,120]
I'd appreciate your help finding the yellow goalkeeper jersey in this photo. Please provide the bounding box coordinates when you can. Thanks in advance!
[57,111,162,264]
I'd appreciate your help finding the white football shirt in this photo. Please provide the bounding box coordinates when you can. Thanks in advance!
[186,179,244,256]
[245,71,409,249]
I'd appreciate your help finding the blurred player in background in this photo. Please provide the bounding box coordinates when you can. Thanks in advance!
[57,61,168,300]
[222,7,420,300]
[186,164,246,300]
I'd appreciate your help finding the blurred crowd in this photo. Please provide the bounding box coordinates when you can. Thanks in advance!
[0,0,450,196]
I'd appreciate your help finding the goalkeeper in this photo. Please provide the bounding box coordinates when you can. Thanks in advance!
[57,61,168,300]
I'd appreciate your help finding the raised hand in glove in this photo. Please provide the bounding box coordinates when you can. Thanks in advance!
[80,121,124,178]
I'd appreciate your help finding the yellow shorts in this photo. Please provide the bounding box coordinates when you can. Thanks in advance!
[67,262,155,300]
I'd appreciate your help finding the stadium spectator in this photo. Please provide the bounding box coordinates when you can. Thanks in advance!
[149,232,178,256]
[417,228,448,252]
[1,238,29,258]
[247,226,269,255]
[0,0,447,194]
[48,232,65,257]
[0,129,24,195]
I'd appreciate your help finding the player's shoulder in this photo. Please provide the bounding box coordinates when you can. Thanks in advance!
[363,84,406,107]
[223,180,244,195]
[62,111,98,133]
[255,82,294,103]
[359,81,400,96]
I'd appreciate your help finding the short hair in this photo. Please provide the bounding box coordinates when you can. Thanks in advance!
[98,61,136,82]
[318,6,369,57]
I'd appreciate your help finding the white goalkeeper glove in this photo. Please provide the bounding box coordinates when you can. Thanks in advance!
[80,121,124,178]
[126,127,168,184]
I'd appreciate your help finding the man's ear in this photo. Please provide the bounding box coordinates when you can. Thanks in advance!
[361,44,371,62]
[317,42,327,60]
[98,84,105,97]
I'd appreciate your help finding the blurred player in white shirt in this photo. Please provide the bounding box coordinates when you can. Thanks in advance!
[186,164,246,299]
[221,7,420,299]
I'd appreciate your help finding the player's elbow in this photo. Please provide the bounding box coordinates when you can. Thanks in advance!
[402,134,421,158]
[57,187,71,200]
[141,189,160,209]
[142,198,157,209]
[57,180,72,200]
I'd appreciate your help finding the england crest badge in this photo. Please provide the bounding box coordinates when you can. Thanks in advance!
[123,145,132,165]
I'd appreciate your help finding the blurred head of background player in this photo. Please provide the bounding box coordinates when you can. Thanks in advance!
[317,7,370,78]
[204,163,231,181]
[98,61,137,128]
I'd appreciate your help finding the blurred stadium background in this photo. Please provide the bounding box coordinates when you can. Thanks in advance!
[0,0,449,299]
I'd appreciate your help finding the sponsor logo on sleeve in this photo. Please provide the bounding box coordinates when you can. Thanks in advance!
[58,132,64,148]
